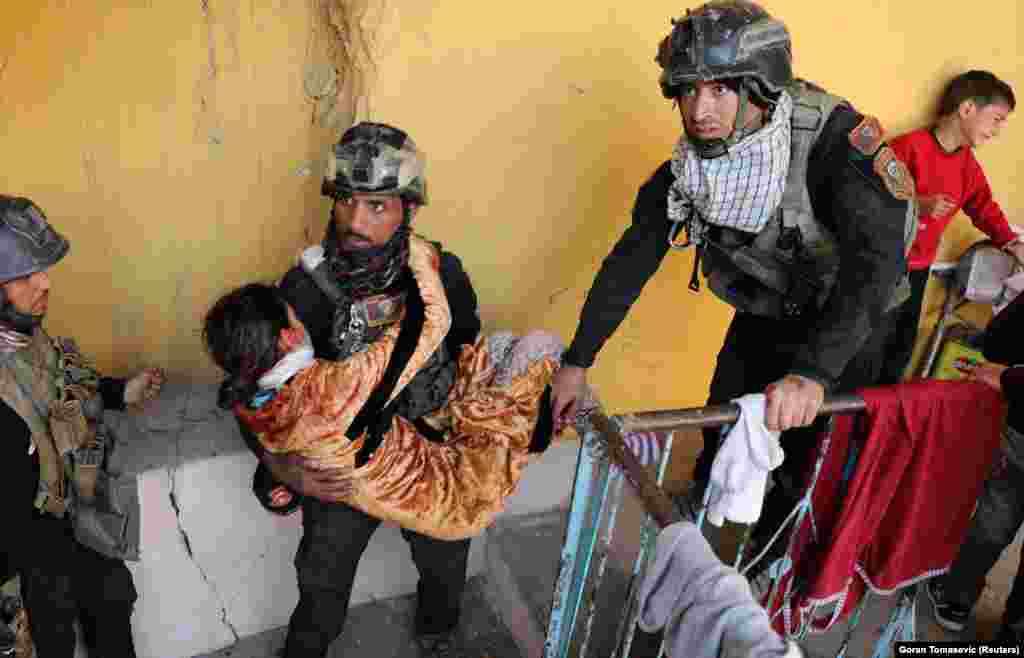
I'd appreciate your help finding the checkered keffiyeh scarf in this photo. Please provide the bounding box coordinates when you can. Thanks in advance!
[668,91,793,245]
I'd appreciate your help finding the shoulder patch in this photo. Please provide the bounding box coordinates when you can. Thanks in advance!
[849,115,885,156]
[873,146,915,201]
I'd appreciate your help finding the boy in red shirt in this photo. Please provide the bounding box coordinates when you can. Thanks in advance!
[880,71,1020,384]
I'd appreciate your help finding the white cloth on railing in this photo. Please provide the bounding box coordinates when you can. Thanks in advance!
[706,394,784,527]
[637,521,802,658]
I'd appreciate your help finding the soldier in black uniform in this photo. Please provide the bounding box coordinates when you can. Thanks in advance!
[238,123,480,657]
[551,1,915,547]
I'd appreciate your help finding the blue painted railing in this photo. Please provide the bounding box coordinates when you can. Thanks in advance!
[541,397,922,658]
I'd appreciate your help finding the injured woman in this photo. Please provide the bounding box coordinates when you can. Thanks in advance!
[202,235,572,540]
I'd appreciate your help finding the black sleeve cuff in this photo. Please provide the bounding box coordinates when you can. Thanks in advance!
[1001,366,1024,397]
[99,377,127,411]
[561,345,594,369]
[253,461,302,516]
[787,367,835,393]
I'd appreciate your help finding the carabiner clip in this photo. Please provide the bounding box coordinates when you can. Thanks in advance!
[667,219,693,251]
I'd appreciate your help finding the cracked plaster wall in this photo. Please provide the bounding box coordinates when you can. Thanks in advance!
[100,379,581,656]
[0,1,347,381]
[105,379,491,657]
[1,1,1023,653]
[0,4,1021,426]
[4,0,1020,424]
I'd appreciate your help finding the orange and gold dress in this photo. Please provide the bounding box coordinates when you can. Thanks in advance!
[237,237,557,540]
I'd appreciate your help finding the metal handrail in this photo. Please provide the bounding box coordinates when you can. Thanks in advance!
[547,394,872,658]
[593,394,866,529]
[618,393,866,432]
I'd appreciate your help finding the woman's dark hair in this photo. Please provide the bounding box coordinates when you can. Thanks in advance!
[938,70,1016,117]
[203,283,290,409]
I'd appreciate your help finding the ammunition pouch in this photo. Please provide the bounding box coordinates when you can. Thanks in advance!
[73,466,140,562]
[71,424,141,562]
[703,222,839,319]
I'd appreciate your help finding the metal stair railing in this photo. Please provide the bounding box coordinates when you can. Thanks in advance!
[542,395,866,658]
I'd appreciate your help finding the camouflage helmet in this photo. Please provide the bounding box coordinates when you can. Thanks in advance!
[322,122,428,206]
[0,195,69,285]
[656,1,793,102]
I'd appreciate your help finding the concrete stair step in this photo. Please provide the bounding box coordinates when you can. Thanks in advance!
[194,508,579,658]
[196,573,523,658]
[196,506,1016,658]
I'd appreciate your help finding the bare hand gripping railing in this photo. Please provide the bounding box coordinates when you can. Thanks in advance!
[592,394,865,530]
[545,394,866,658]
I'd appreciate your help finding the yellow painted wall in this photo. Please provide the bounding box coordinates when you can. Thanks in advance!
[1,1,1021,412]
[366,0,1022,412]
[0,1,346,378]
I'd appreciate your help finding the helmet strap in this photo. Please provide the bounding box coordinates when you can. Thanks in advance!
[691,136,729,159]
[692,83,764,160]
[733,84,750,143]
[0,295,41,335]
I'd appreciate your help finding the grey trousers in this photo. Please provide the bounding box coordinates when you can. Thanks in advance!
[939,424,1024,634]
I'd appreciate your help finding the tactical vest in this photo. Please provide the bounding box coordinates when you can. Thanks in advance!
[304,244,458,421]
[700,81,915,319]
[0,330,140,561]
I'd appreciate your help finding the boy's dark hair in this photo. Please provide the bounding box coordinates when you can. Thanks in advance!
[203,283,290,409]
[938,70,1016,117]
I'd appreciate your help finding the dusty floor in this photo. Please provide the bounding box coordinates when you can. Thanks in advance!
[197,574,524,658]
[197,489,1023,658]
[8,425,1015,658]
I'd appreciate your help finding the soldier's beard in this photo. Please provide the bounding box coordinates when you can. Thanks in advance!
[322,214,411,300]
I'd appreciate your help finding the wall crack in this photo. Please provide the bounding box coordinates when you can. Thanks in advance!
[166,403,240,643]
[196,0,225,145]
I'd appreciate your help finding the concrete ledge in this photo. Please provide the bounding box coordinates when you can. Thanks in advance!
[102,380,579,658]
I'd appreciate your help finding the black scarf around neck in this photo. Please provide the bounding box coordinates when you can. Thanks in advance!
[322,210,412,300]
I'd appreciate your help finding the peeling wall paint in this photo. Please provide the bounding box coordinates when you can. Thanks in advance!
[0,0,1020,408]
[0,1,345,379]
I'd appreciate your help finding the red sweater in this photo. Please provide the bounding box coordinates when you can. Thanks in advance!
[890,128,1016,270]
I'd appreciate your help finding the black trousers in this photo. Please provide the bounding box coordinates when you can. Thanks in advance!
[877,268,930,385]
[694,311,888,538]
[18,516,137,658]
[284,498,472,658]
[939,427,1024,634]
